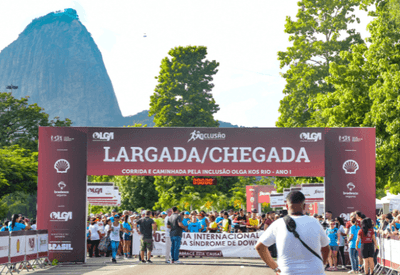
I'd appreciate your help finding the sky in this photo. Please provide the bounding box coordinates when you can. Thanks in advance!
[0,1,372,127]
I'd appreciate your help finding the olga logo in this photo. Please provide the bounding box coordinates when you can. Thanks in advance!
[300,132,322,142]
[93,132,114,141]
[259,191,270,196]
[50,212,72,221]
[343,160,359,174]
[54,159,70,173]
[187,130,226,142]
[347,182,355,191]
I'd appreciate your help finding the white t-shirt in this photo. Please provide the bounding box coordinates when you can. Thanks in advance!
[97,221,105,234]
[258,215,330,275]
[164,216,171,237]
[31,224,37,230]
[338,225,345,246]
[110,224,121,242]
[89,224,100,241]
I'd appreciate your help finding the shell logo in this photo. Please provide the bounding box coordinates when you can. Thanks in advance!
[250,197,255,203]
[16,239,20,253]
[343,160,359,174]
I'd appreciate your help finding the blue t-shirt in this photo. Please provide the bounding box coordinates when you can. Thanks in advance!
[110,217,114,223]
[326,227,338,247]
[216,217,224,224]
[395,223,400,230]
[8,223,26,232]
[182,218,190,232]
[123,222,131,236]
[199,218,207,232]
[349,225,361,249]
[187,222,201,232]
[0,227,7,232]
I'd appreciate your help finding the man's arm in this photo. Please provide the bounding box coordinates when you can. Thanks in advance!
[152,223,157,235]
[255,242,280,272]
[321,245,330,264]
[178,221,188,231]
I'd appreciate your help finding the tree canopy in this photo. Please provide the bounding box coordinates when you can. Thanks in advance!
[149,46,220,127]
[276,0,363,128]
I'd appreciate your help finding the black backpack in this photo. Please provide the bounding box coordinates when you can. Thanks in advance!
[283,215,322,261]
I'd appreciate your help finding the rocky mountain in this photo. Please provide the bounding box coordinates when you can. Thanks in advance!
[0,9,238,128]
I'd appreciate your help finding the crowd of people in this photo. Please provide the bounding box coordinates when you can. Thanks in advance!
[320,209,400,274]
[86,207,284,263]
[0,205,398,272]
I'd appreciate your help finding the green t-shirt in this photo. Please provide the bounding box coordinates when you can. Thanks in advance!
[155,217,164,231]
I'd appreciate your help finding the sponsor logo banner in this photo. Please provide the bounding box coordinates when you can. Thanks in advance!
[132,232,260,258]
[10,236,25,258]
[38,127,87,262]
[87,183,115,198]
[87,128,326,177]
[325,128,375,221]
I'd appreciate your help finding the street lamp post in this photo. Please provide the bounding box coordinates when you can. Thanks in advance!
[6,84,18,95]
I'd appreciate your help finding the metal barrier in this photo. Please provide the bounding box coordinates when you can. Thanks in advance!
[0,230,50,274]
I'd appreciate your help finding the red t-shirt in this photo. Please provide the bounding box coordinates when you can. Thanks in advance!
[264,219,273,227]
[346,221,352,229]
[357,228,374,243]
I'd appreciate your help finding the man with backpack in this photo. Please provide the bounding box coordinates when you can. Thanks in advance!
[255,191,330,274]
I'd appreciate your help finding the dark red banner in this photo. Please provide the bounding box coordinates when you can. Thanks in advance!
[325,128,376,222]
[86,128,325,177]
[37,127,87,262]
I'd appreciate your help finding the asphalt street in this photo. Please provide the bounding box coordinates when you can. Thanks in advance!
[17,256,356,275]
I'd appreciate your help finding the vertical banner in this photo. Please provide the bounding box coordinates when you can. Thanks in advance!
[270,194,285,208]
[325,128,376,221]
[246,185,276,212]
[37,127,87,262]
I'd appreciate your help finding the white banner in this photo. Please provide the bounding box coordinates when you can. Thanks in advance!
[38,233,48,253]
[10,235,25,258]
[87,183,115,198]
[0,234,9,263]
[301,183,324,202]
[270,194,285,208]
[25,235,37,255]
[377,236,400,268]
[132,232,261,258]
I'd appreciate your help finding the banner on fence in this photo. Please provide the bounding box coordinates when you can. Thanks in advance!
[87,183,115,199]
[37,230,49,258]
[0,232,9,264]
[377,236,400,270]
[10,231,26,263]
[132,232,261,258]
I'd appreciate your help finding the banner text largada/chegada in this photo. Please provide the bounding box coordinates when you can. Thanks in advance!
[103,146,310,163]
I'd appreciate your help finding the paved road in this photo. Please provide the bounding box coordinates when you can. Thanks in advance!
[20,256,355,275]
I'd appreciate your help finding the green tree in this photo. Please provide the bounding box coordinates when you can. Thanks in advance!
[0,145,38,197]
[149,46,220,127]
[276,0,364,128]
[310,0,400,194]
[0,92,72,152]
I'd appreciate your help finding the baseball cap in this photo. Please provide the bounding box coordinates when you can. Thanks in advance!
[114,215,120,219]
[161,211,167,215]
[185,211,190,215]
[252,209,257,213]
[142,210,146,215]
[112,209,117,213]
